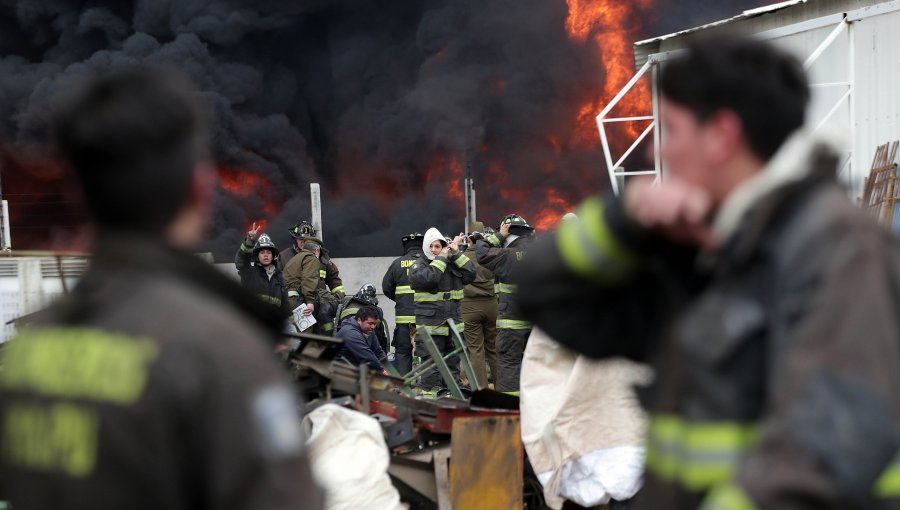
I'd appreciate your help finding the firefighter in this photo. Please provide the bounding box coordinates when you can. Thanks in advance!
[461,227,498,389]
[283,235,339,335]
[0,69,322,510]
[234,223,289,316]
[519,34,900,510]
[335,284,390,354]
[409,227,476,391]
[476,214,534,393]
[281,220,345,298]
[382,232,424,375]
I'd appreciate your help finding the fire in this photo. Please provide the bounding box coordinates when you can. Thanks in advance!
[532,188,573,231]
[565,0,652,144]
[218,167,280,231]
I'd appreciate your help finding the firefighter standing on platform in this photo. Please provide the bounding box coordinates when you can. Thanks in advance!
[382,232,424,375]
[476,214,535,394]
[409,228,476,391]
[282,235,339,335]
[235,223,289,317]
[281,220,346,299]
[462,227,498,389]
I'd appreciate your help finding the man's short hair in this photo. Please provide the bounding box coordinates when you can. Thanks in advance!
[660,33,809,161]
[302,240,321,252]
[354,306,379,322]
[53,68,208,234]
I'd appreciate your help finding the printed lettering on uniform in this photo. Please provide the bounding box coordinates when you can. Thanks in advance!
[252,385,304,460]
[2,403,99,478]
[516,251,525,261]
[400,260,415,268]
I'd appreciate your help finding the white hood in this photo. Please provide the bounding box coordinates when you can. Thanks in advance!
[422,227,447,260]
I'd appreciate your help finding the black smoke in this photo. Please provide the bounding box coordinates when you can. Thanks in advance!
[0,0,774,259]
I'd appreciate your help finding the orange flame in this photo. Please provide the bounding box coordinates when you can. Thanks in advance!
[566,0,652,145]
[218,167,280,232]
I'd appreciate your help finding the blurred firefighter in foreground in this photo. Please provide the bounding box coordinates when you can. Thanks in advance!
[235,222,289,317]
[476,214,534,393]
[283,226,340,335]
[0,69,322,509]
[462,225,498,389]
[520,33,900,510]
[335,284,390,354]
[282,220,346,298]
[409,228,476,392]
[383,232,424,375]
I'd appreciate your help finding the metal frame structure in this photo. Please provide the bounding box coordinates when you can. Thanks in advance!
[595,1,900,195]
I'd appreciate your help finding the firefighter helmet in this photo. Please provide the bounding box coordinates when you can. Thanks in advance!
[355,283,379,306]
[253,233,278,259]
[500,214,535,235]
[401,232,425,248]
[288,220,317,240]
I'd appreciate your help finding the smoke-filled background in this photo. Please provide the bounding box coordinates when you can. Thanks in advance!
[0,0,774,259]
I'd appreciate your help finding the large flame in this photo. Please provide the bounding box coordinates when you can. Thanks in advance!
[218,167,278,232]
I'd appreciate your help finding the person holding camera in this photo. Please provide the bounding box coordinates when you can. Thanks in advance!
[409,227,476,392]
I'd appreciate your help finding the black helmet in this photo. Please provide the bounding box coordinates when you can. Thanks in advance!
[288,220,317,240]
[356,283,378,306]
[253,233,278,259]
[401,232,425,247]
[500,214,535,236]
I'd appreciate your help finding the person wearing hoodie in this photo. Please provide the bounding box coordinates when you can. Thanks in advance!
[518,34,900,510]
[476,214,536,393]
[382,232,425,375]
[336,306,387,373]
[409,227,477,390]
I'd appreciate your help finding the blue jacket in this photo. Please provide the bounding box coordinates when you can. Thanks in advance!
[336,318,385,372]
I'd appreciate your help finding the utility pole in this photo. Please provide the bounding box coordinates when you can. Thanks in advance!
[310,183,323,242]
[0,156,9,251]
[464,159,476,232]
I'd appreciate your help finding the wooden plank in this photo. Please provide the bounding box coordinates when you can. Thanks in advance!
[449,416,523,510]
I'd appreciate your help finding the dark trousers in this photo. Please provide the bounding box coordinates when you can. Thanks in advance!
[391,323,414,375]
[462,298,497,389]
[495,326,531,393]
[415,331,460,389]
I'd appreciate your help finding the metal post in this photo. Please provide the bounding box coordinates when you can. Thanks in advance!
[1,200,10,251]
[417,328,465,400]
[310,183,323,242]
[464,160,476,232]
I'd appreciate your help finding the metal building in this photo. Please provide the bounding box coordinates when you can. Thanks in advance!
[600,0,900,199]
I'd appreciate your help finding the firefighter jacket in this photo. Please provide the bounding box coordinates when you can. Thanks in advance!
[476,233,532,331]
[463,244,496,300]
[518,133,900,510]
[279,245,344,298]
[409,228,476,337]
[382,246,423,326]
[0,233,323,510]
[283,250,321,309]
[234,237,290,316]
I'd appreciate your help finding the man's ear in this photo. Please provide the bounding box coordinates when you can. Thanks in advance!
[703,109,744,166]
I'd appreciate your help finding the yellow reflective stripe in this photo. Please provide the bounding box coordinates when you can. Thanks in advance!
[453,254,471,268]
[240,243,254,253]
[486,234,502,247]
[322,322,334,332]
[497,319,532,330]
[646,415,759,491]
[875,456,900,497]
[331,285,345,294]
[396,315,416,324]
[340,307,360,320]
[319,269,327,279]
[414,290,465,302]
[558,197,636,281]
[395,286,414,294]
[421,325,449,336]
[700,483,759,510]
[495,282,518,294]
[503,391,521,396]
[431,259,448,272]
[258,294,282,306]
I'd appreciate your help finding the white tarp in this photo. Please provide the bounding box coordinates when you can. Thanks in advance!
[520,327,653,508]
[303,404,406,510]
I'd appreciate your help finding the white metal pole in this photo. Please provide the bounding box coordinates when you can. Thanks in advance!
[310,183,323,242]
[1,200,9,250]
